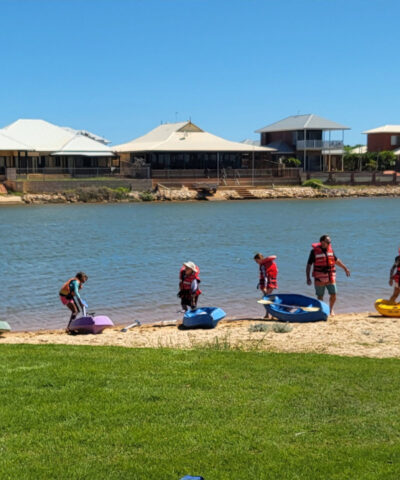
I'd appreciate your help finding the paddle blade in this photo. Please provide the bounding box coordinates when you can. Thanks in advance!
[301,307,320,312]
[257,299,272,304]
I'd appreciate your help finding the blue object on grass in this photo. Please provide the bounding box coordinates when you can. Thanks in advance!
[263,293,329,322]
[179,476,205,480]
[182,307,226,329]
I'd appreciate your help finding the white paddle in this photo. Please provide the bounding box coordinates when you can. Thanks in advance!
[257,299,320,312]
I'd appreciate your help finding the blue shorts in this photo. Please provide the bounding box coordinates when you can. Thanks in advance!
[315,283,337,297]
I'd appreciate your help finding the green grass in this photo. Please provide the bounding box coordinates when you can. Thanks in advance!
[0,345,399,479]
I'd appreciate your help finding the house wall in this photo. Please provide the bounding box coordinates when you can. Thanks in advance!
[261,131,295,147]
[367,133,400,151]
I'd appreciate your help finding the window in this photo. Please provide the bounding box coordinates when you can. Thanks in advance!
[391,135,400,146]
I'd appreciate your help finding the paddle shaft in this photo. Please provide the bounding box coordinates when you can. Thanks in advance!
[257,299,320,312]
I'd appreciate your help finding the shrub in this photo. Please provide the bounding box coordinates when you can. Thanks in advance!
[248,323,271,333]
[302,178,325,189]
[139,191,155,202]
[272,322,293,333]
[283,157,301,168]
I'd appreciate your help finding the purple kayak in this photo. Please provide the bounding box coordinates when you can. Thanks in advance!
[68,314,114,334]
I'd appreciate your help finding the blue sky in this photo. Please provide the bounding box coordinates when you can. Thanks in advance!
[1,0,399,145]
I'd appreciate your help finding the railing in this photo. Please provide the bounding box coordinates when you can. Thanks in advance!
[296,140,344,150]
[14,167,121,180]
[152,168,301,179]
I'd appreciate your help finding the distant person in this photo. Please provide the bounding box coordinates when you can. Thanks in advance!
[254,253,278,318]
[178,262,201,312]
[306,235,350,316]
[59,272,88,332]
[388,251,400,303]
[204,167,210,178]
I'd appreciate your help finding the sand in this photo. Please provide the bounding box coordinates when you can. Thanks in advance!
[1,312,400,359]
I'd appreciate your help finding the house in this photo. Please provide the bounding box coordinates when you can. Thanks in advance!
[255,114,350,171]
[0,119,115,177]
[113,121,276,177]
[362,125,400,154]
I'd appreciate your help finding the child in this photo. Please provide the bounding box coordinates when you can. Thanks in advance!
[178,262,201,312]
[254,253,278,318]
[389,251,400,303]
[59,272,88,332]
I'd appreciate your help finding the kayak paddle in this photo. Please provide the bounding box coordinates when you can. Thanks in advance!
[257,299,320,312]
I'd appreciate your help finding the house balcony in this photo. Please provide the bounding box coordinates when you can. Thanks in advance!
[296,140,344,150]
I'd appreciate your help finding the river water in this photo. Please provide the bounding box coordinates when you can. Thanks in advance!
[1,198,398,330]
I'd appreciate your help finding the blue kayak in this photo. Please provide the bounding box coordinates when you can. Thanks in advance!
[263,294,329,322]
[183,307,226,329]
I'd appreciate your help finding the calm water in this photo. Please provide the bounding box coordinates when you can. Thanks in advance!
[1,198,398,330]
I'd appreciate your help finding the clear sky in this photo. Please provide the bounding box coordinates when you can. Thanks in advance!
[1,0,399,146]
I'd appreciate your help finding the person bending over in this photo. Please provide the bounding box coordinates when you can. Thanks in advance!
[254,253,278,319]
[59,272,88,332]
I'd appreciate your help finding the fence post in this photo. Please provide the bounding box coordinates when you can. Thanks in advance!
[350,172,355,185]
[371,172,376,185]
[393,172,397,185]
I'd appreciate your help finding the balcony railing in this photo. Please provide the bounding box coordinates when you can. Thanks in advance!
[296,140,344,150]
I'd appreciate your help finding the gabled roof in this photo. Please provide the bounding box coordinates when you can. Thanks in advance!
[363,125,400,134]
[0,118,113,155]
[114,121,275,153]
[256,114,350,133]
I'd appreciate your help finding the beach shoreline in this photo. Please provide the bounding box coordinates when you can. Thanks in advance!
[1,311,399,359]
[2,184,400,205]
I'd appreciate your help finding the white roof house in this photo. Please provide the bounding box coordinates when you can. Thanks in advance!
[363,125,400,134]
[0,119,114,156]
[114,121,275,153]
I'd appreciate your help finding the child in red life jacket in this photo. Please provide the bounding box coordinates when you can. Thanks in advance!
[254,253,278,295]
[389,250,400,303]
[178,261,202,311]
[254,253,278,319]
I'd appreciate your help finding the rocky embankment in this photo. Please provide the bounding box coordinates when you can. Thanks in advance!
[2,185,400,205]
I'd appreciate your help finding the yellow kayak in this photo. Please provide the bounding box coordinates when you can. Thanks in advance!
[374,299,400,317]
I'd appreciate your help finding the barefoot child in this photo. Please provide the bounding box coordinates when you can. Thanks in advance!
[389,251,400,303]
[59,272,88,332]
[178,262,201,312]
[254,253,278,318]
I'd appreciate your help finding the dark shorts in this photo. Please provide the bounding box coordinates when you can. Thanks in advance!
[315,284,337,297]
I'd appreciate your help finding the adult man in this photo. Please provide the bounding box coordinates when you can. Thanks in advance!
[306,235,350,315]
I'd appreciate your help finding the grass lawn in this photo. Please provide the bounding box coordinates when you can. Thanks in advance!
[0,345,399,479]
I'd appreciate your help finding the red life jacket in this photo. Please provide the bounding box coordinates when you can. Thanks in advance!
[59,277,82,298]
[312,243,336,284]
[179,266,202,295]
[393,253,400,283]
[259,256,278,290]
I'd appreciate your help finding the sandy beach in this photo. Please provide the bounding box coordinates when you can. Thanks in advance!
[1,311,399,359]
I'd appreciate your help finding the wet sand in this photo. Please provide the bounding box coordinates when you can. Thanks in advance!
[1,312,399,359]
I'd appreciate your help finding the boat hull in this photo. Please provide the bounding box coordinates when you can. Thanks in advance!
[263,294,329,322]
[69,315,114,334]
[0,321,11,333]
[183,307,226,329]
[375,299,400,317]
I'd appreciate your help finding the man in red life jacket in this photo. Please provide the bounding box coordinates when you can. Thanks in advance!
[178,261,202,312]
[306,235,350,316]
[254,253,278,319]
[388,250,400,303]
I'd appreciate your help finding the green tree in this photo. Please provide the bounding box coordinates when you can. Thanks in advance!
[283,157,301,167]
